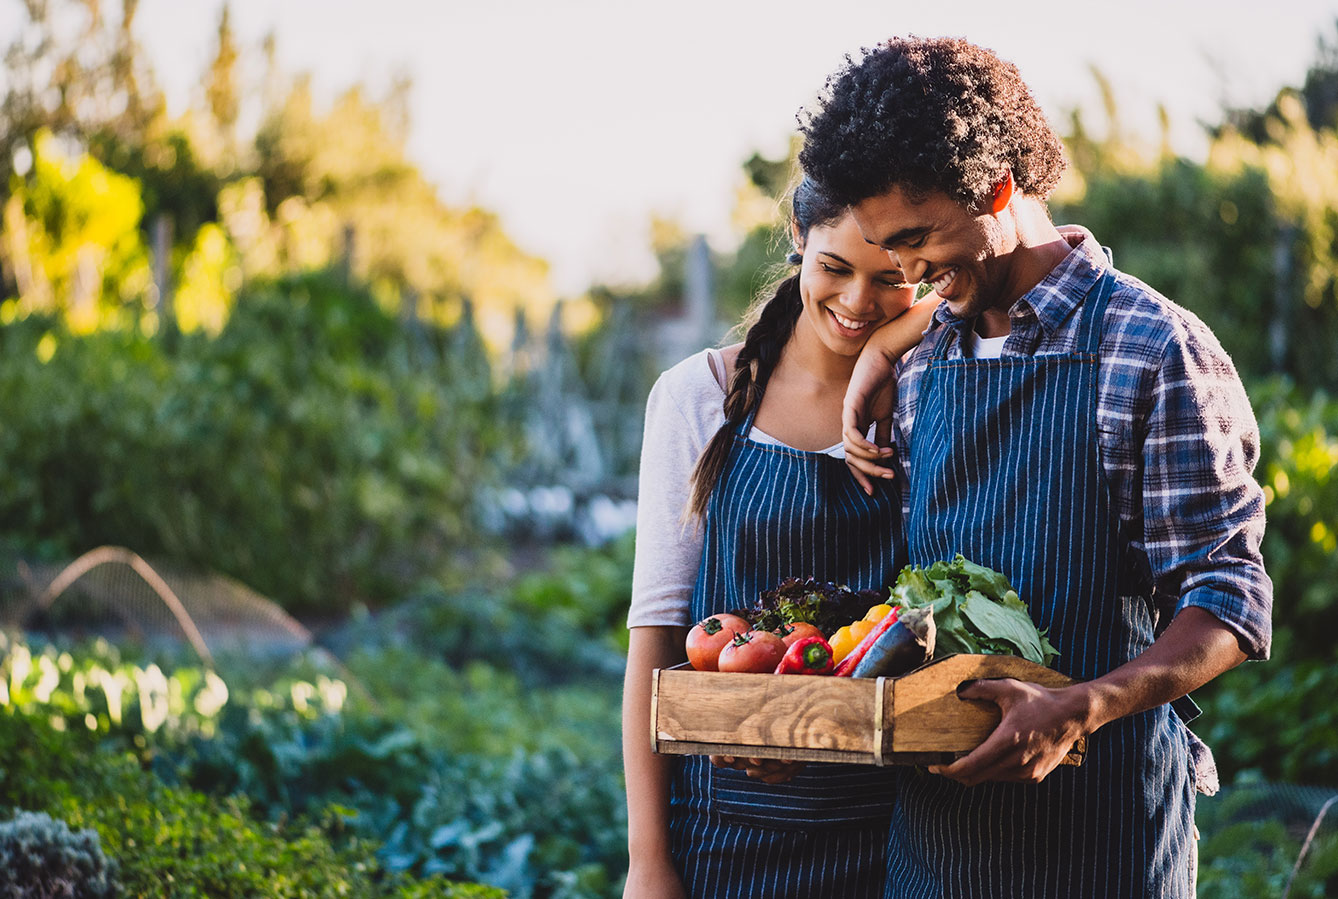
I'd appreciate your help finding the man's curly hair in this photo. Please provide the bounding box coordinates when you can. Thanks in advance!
[798,37,1067,209]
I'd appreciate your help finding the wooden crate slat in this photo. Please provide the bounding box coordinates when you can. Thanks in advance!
[889,655,1074,753]
[654,667,879,755]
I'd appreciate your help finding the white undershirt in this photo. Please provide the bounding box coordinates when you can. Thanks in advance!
[968,329,1009,359]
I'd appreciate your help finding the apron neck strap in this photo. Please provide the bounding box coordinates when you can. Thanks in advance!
[1076,269,1117,354]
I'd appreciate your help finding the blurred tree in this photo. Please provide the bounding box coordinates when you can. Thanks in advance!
[249,77,553,345]
[1054,65,1338,391]
[0,0,163,182]
[1220,19,1338,140]
[203,2,241,166]
[0,129,151,332]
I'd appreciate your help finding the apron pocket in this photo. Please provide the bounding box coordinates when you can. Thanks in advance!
[708,762,896,829]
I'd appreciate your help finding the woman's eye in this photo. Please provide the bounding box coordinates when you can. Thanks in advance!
[819,263,850,276]
[880,279,910,289]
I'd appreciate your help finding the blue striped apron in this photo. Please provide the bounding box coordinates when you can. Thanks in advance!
[889,271,1196,898]
[669,407,907,899]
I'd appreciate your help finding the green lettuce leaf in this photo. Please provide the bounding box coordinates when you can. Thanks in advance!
[958,589,1046,664]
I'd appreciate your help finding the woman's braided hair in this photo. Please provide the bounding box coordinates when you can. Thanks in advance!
[685,178,847,523]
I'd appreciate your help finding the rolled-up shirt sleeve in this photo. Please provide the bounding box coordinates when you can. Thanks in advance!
[627,372,711,628]
[1143,321,1272,659]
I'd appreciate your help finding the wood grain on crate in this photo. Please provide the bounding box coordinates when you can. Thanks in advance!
[652,667,884,764]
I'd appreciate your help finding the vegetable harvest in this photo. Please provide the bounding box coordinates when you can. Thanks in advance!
[682,557,1055,675]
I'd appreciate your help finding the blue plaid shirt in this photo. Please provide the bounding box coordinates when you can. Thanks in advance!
[895,232,1272,660]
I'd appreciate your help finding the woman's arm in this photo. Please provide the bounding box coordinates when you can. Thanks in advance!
[622,360,722,898]
[622,625,690,899]
[843,298,941,493]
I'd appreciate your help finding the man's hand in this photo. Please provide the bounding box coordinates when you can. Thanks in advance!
[927,679,1093,787]
[930,608,1248,787]
[710,755,807,784]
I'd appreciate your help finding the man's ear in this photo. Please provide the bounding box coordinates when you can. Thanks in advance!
[987,170,1015,215]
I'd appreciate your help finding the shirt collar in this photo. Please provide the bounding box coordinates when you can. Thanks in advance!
[929,229,1110,336]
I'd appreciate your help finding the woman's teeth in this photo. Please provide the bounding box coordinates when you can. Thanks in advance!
[931,268,957,293]
[833,312,870,331]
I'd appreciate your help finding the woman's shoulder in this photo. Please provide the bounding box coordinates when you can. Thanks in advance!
[648,347,735,435]
[655,345,738,401]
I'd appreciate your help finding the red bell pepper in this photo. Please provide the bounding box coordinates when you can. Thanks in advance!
[773,635,835,675]
[833,606,900,676]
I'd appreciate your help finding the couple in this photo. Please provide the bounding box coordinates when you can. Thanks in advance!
[623,37,1271,899]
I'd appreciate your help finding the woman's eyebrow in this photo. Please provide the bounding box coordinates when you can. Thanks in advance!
[819,251,903,277]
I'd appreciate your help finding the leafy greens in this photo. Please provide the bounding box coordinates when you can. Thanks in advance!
[891,555,1058,666]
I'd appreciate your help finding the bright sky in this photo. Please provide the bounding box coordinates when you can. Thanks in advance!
[54,1,1338,293]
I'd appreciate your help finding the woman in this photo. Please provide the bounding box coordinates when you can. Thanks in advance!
[621,178,939,899]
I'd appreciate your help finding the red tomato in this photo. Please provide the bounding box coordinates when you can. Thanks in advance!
[685,614,751,671]
[774,621,825,647]
[717,630,787,674]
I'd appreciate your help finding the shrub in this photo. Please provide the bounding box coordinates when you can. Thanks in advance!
[0,269,513,613]
[0,810,117,898]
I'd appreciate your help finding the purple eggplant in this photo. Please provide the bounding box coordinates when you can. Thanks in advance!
[851,606,936,678]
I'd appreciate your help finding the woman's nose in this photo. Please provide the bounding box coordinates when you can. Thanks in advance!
[844,279,878,314]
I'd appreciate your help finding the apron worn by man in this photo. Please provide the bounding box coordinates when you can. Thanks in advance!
[669,406,906,899]
[889,271,1197,898]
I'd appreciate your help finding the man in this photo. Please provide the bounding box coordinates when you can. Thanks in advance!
[799,37,1271,898]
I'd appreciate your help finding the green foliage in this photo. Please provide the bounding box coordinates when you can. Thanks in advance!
[1197,651,1338,785]
[0,709,503,899]
[1056,69,1338,393]
[1248,378,1338,651]
[1195,783,1338,898]
[0,540,633,899]
[0,269,512,612]
[510,533,636,653]
[4,130,154,332]
[0,809,117,898]
[1055,158,1285,382]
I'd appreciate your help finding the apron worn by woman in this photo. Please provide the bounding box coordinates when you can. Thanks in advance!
[888,271,1197,899]
[669,406,907,899]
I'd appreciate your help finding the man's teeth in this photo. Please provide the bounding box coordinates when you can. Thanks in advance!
[932,268,957,293]
[833,312,870,331]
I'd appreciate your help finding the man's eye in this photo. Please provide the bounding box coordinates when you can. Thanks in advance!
[907,234,928,249]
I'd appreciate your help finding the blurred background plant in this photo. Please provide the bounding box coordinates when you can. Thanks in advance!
[0,0,1334,895]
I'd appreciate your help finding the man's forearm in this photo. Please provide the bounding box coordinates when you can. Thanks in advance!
[1076,606,1247,733]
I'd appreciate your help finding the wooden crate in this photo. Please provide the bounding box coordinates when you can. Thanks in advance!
[652,653,1085,767]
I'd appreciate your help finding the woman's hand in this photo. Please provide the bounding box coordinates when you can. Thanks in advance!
[709,755,807,784]
[842,339,899,495]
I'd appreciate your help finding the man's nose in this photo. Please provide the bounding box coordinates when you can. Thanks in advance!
[894,250,929,285]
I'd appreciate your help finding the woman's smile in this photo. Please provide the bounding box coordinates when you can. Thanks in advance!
[827,306,877,338]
